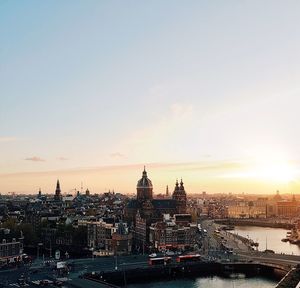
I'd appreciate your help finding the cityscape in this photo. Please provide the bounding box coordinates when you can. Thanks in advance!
[2,1,300,288]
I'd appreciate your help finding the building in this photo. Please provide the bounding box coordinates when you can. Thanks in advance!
[111,222,132,255]
[227,200,266,218]
[0,229,23,265]
[124,168,187,223]
[149,214,197,251]
[54,180,62,202]
[124,168,188,251]
[277,195,298,218]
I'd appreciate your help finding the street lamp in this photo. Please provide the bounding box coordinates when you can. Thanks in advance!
[37,243,43,260]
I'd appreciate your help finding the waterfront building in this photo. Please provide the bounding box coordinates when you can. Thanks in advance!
[227,200,266,218]
[277,195,298,218]
[149,214,197,251]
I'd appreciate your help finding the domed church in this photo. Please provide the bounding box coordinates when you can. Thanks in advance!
[124,167,187,223]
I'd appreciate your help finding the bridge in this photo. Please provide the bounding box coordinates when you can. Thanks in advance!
[238,251,300,270]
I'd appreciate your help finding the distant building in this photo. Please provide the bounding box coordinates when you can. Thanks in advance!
[227,200,266,218]
[54,180,62,202]
[277,195,298,218]
[125,168,187,223]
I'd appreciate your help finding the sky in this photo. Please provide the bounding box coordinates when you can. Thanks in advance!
[1,0,300,195]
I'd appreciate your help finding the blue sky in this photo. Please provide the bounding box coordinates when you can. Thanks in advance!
[1,1,300,193]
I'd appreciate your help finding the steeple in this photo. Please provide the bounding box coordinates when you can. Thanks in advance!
[166,185,169,197]
[174,179,179,191]
[180,178,184,190]
[56,180,61,193]
[172,178,187,214]
[142,166,147,177]
[54,179,62,201]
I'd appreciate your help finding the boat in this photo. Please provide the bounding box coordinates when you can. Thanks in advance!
[281,238,289,242]
[229,273,246,279]
[263,249,275,254]
[224,225,235,231]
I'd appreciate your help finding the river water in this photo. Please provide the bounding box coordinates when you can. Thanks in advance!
[127,276,277,288]
[128,226,296,287]
[233,226,300,255]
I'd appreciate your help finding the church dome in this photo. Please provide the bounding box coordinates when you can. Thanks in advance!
[137,167,153,189]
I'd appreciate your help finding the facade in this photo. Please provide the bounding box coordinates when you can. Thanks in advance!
[227,201,266,218]
[111,222,132,255]
[277,196,298,218]
[134,210,147,253]
[79,219,131,255]
[149,214,197,251]
[0,229,23,264]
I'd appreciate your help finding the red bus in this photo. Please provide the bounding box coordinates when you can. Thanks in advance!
[148,257,172,266]
[176,254,201,263]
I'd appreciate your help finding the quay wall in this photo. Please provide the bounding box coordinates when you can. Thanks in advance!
[84,262,282,287]
[215,219,293,229]
[275,268,300,288]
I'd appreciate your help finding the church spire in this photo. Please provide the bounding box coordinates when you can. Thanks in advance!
[54,179,62,201]
[56,179,60,191]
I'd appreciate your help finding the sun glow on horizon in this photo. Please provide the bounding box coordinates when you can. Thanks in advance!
[221,160,299,184]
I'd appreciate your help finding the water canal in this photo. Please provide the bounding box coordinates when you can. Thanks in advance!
[233,226,300,255]
[127,275,277,288]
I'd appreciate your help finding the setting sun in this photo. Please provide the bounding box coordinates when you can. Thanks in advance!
[255,163,298,183]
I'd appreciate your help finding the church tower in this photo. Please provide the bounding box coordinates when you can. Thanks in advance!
[136,167,153,203]
[54,179,62,201]
[172,179,187,214]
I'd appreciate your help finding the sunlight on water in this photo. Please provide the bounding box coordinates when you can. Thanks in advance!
[234,226,300,255]
[127,276,277,288]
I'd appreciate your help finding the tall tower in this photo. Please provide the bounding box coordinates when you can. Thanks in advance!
[54,179,62,201]
[136,167,153,202]
[38,188,42,198]
[172,178,187,214]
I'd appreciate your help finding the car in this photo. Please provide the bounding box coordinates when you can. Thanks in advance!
[149,253,157,258]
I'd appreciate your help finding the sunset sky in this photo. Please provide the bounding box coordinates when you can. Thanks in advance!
[1,1,300,195]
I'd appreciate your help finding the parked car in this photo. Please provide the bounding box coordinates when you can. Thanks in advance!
[149,253,157,258]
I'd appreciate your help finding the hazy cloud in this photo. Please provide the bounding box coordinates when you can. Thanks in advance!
[57,157,68,161]
[110,152,125,158]
[0,137,17,143]
[24,156,45,162]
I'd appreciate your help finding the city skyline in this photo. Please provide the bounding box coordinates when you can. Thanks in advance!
[2,1,300,194]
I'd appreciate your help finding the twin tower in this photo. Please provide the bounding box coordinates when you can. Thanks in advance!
[136,167,187,214]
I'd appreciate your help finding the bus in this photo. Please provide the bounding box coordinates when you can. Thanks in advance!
[176,254,201,263]
[148,257,172,266]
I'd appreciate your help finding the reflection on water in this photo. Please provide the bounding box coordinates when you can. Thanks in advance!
[127,276,277,288]
[234,226,300,255]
